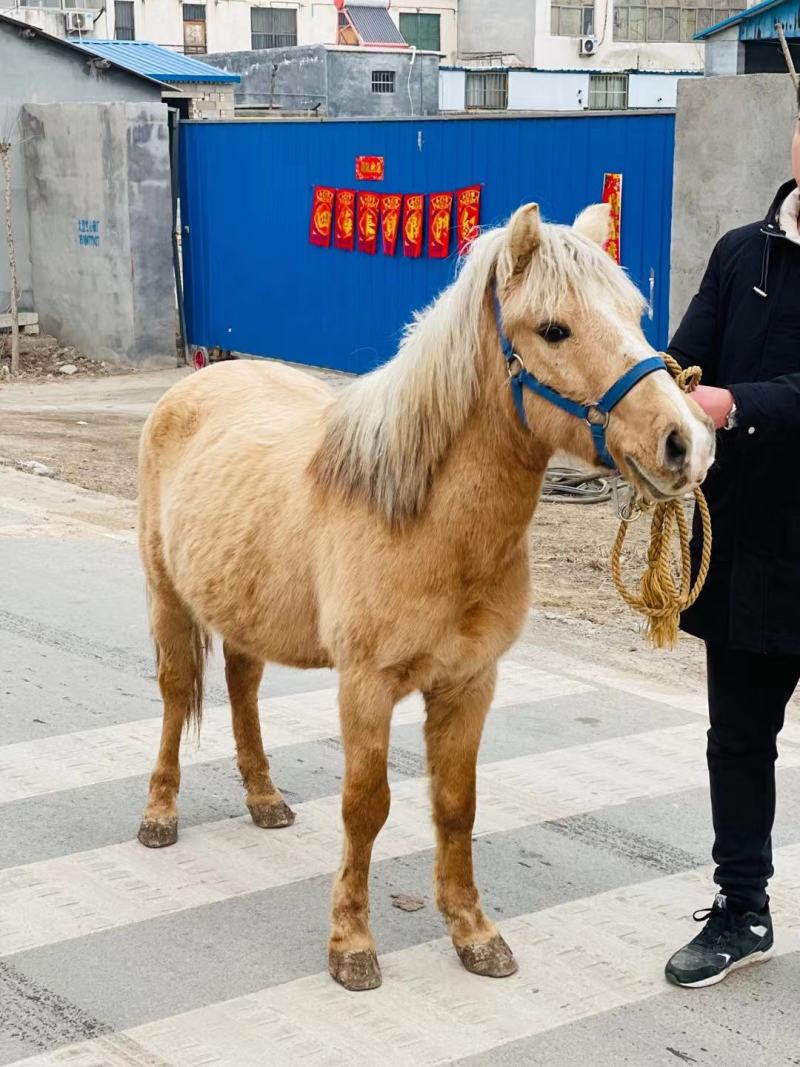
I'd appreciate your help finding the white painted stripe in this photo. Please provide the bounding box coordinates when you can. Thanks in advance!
[0,662,590,805]
[15,845,800,1067]
[5,720,800,957]
[522,634,800,745]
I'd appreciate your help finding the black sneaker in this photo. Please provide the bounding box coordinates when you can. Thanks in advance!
[665,894,773,988]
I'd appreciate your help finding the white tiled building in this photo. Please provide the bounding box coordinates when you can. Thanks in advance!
[5,0,726,112]
[443,0,727,111]
[4,0,459,64]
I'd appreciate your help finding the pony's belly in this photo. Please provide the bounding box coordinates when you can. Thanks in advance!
[163,504,330,668]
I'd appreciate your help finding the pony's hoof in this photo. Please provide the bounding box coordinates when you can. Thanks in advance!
[248,799,295,829]
[328,949,382,991]
[137,816,178,849]
[457,935,518,978]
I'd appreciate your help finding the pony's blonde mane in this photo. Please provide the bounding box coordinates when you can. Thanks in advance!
[311,215,644,526]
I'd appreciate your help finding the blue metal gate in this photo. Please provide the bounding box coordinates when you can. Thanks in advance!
[180,113,675,374]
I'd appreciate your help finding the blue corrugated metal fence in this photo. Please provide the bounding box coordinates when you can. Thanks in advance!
[180,113,675,373]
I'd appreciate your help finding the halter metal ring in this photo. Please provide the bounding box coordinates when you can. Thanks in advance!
[506,352,526,378]
[585,405,609,429]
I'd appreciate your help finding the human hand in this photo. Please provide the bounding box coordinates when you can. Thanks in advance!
[691,385,734,430]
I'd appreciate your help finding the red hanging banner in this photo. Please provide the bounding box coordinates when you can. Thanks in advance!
[355,156,385,182]
[601,173,622,264]
[357,191,381,254]
[309,185,335,247]
[381,194,402,256]
[456,185,482,254]
[402,194,424,258]
[334,188,356,251]
[428,191,453,259]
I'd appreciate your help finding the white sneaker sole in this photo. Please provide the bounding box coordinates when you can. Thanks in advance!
[667,945,774,989]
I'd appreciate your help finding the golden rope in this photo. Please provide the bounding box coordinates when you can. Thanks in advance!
[610,353,712,649]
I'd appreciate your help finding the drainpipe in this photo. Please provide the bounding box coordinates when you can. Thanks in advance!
[169,107,189,367]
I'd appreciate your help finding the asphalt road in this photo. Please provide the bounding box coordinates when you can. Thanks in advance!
[2,465,800,1067]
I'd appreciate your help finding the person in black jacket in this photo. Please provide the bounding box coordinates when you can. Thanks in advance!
[664,87,800,988]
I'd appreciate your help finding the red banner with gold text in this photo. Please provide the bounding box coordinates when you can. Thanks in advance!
[357,191,380,254]
[456,185,482,254]
[309,185,335,247]
[601,173,622,264]
[334,188,355,251]
[381,194,402,256]
[355,156,385,182]
[402,194,424,258]
[428,191,453,259]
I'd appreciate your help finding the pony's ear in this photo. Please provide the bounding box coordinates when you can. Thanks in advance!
[507,203,541,274]
[573,203,612,247]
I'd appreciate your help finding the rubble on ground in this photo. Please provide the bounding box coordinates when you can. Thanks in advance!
[0,333,129,381]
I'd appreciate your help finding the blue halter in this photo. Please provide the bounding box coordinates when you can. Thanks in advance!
[493,290,666,469]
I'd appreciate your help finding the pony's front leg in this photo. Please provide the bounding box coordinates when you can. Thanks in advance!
[424,665,518,978]
[329,670,394,991]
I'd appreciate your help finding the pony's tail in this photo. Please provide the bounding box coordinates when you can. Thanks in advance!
[187,621,212,737]
[150,603,212,739]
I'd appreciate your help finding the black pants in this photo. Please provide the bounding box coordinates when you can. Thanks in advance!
[706,643,800,911]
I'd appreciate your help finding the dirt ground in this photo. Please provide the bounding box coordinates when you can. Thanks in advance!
[0,333,133,381]
[0,360,706,687]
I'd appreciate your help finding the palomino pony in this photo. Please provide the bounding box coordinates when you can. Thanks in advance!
[137,202,714,991]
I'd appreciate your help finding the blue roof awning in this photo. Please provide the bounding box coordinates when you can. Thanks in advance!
[694,0,799,40]
[72,40,240,83]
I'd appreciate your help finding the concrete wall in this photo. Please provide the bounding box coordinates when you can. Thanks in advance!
[670,74,797,334]
[21,103,175,366]
[704,27,745,76]
[0,20,159,318]
[182,82,237,119]
[326,49,439,117]
[459,0,536,65]
[207,45,328,111]
[208,45,439,117]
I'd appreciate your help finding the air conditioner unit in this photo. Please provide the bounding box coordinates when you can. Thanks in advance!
[579,35,598,56]
[64,11,92,33]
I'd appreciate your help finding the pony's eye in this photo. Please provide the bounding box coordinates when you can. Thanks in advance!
[538,323,571,344]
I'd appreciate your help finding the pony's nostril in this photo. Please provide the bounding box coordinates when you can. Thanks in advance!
[664,429,688,470]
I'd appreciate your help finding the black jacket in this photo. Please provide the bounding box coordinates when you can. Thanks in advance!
[668,179,800,654]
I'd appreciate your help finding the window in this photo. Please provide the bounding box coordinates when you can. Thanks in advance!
[550,2,595,36]
[465,71,508,110]
[398,12,441,50]
[371,70,396,94]
[588,73,628,109]
[114,0,134,40]
[251,7,298,49]
[613,0,743,42]
[183,3,206,53]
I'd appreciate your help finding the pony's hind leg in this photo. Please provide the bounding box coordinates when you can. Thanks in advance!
[424,665,517,978]
[224,642,295,828]
[328,670,394,992]
[138,587,208,849]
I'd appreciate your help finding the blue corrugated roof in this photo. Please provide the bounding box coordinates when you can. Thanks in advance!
[72,40,240,83]
[693,0,794,39]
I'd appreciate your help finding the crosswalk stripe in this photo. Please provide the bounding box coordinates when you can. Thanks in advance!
[0,661,590,805]
[14,844,800,1067]
[5,719,799,957]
